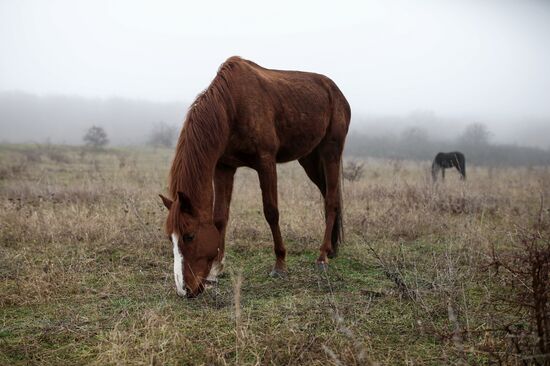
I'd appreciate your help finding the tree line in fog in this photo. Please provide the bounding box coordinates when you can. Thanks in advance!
[346,123,550,166]
[2,92,550,166]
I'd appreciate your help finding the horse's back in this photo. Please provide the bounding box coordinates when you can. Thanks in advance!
[231,57,348,114]
[436,151,464,160]
[223,57,350,164]
[448,151,465,163]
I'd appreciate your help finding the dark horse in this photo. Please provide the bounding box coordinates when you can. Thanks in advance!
[432,152,466,181]
[159,57,351,297]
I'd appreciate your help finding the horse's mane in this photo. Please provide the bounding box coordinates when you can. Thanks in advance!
[169,58,239,200]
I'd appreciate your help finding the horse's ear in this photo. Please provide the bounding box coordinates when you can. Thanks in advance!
[177,191,195,215]
[159,194,173,210]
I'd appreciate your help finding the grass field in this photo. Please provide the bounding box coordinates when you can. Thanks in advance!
[1,144,549,365]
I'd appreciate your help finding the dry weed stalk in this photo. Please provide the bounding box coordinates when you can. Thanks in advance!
[319,265,378,366]
[366,243,416,301]
[447,300,466,365]
[232,272,244,363]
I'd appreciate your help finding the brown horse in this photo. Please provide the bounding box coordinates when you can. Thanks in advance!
[159,56,351,298]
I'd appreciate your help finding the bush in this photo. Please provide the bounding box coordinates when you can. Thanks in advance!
[488,228,550,364]
[83,126,108,150]
[343,160,364,182]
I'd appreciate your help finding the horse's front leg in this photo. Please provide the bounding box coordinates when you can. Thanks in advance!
[209,164,236,284]
[257,159,287,277]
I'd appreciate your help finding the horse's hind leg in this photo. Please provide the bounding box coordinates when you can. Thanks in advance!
[455,166,464,180]
[459,159,466,180]
[256,157,286,277]
[300,149,342,261]
[299,150,326,198]
[317,143,344,267]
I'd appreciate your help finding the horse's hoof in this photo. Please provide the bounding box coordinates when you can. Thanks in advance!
[269,268,287,278]
[316,261,329,272]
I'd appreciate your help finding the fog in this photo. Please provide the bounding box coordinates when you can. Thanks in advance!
[1,0,549,149]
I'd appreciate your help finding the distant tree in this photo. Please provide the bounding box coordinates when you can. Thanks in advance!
[83,126,108,149]
[459,123,491,146]
[148,121,178,148]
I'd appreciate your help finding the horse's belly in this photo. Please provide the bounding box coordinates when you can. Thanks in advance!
[221,114,329,166]
[275,136,322,162]
[274,116,329,162]
[220,137,321,166]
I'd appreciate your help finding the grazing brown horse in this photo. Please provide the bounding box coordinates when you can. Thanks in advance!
[159,56,351,298]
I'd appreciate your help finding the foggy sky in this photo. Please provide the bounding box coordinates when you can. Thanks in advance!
[1,0,550,121]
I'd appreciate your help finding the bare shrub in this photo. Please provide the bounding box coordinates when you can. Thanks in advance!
[487,228,550,365]
[343,160,365,182]
[21,148,42,163]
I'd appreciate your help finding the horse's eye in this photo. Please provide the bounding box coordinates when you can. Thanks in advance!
[182,233,195,243]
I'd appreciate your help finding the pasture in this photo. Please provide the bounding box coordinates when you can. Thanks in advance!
[1,144,548,365]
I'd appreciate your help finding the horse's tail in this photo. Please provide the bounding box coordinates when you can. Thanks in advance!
[459,154,466,180]
[328,163,344,258]
[324,77,349,259]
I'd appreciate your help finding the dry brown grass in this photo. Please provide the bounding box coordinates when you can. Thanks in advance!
[1,144,549,365]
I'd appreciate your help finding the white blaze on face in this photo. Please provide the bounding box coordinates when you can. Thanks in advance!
[171,233,186,297]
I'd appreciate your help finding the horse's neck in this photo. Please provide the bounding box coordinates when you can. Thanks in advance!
[190,158,217,221]
[173,128,228,222]
[173,81,233,220]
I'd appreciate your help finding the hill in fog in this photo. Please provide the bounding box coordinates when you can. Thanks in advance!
[1,92,549,157]
[0,91,188,145]
[351,111,550,150]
